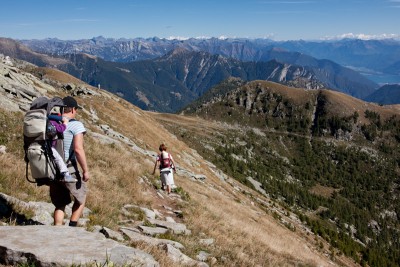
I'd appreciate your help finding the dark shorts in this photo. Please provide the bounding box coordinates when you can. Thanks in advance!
[49,172,88,208]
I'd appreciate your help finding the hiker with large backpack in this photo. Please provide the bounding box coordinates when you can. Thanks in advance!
[24,96,68,185]
[152,143,176,194]
[24,95,89,226]
[50,96,90,226]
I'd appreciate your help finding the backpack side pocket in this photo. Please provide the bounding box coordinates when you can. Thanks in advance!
[27,143,57,181]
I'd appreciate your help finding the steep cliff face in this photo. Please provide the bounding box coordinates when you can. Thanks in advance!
[155,49,324,95]
[45,48,326,113]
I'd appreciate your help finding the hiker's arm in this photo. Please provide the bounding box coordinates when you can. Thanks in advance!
[170,155,176,173]
[171,159,176,173]
[73,133,90,182]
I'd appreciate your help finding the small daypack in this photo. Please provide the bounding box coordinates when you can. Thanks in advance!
[23,96,65,186]
[160,152,172,169]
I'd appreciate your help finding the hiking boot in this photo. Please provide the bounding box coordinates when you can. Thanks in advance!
[61,172,78,183]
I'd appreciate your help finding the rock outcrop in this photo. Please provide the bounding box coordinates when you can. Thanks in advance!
[1,189,209,267]
[0,226,158,266]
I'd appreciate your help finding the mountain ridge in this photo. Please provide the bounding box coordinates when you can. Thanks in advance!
[181,79,399,131]
[0,38,380,112]
[19,36,400,84]
[364,84,400,104]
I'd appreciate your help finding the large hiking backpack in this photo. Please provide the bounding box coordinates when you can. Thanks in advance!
[160,152,172,169]
[23,96,65,186]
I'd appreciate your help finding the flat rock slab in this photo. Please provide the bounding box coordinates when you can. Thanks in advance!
[120,227,185,250]
[0,226,159,267]
[138,225,169,236]
[147,218,189,235]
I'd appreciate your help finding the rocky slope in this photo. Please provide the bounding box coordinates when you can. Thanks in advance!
[0,55,358,266]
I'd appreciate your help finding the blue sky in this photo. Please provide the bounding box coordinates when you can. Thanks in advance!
[1,0,400,41]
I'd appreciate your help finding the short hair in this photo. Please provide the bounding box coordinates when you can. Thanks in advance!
[159,144,167,151]
[63,106,74,113]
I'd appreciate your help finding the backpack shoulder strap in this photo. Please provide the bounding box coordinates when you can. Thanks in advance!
[65,120,76,163]
[160,152,164,167]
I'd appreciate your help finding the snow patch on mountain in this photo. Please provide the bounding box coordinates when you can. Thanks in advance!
[323,33,400,40]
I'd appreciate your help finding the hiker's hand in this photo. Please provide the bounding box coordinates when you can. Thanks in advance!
[62,117,69,124]
[82,171,90,182]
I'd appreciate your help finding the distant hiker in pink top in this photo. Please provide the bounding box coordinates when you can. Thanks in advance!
[152,143,176,194]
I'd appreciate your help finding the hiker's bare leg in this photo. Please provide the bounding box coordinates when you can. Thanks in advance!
[54,207,65,225]
[167,185,171,194]
[70,200,85,222]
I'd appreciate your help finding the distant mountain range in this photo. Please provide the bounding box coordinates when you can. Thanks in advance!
[1,37,400,111]
[276,39,400,82]
[0,38,380,112]
[20,36,400,83]
[364,84,400,104]
[54,49,329,112]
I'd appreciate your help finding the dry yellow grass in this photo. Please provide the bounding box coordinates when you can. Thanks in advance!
[247,80,400,125]
[320,89,400,123]
[249,80,317,105]
[309,184,338,198]
[38,67,90,86]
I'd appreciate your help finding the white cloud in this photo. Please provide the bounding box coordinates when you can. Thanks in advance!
[218,35,229,40]
[166,36,228,40]
[322,33,400,40]
[166,36,190,40]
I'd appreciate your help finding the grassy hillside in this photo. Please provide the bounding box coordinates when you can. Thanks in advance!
[0,61,355,266]
[160,80,400,266]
